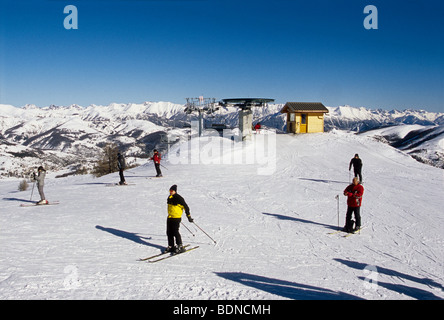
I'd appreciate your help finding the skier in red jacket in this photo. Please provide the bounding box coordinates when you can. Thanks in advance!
[342,177,364,233]
[254,122,261,133]
[150,149,162,177]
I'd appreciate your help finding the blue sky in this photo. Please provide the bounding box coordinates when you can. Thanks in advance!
[0,0,443,112]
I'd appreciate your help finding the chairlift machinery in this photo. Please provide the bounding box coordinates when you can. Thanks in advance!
[184,97,218,137]
[220,98,275,140]
[185,97,275,140]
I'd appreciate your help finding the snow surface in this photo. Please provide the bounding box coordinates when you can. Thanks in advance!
[1,131,443,300]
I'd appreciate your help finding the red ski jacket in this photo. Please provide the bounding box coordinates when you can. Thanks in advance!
[344,183,364,207]
[152,153,161,164]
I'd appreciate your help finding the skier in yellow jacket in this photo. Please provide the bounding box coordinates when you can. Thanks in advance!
[165,185,194,253]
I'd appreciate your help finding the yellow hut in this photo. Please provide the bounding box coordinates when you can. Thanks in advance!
[280,102,329,134]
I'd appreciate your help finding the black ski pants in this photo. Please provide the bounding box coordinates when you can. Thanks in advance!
[166,217,182,247]
[354,169,362,183]
[155,163,162,176]
[119,169,125,184]
[345,206,361,230]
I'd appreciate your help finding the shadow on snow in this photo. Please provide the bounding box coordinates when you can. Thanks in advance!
[3,197,35,203]
[215,272,363,300]
[95,225,164,250]
[262,212,338,231]
[335,259,443,300]
[298,177,348,184]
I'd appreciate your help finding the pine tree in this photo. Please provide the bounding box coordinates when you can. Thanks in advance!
[92,143,119,177]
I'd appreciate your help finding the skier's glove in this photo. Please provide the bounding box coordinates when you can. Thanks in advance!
[187,215,194,223]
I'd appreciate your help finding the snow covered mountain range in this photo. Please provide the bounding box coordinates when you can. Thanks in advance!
[1,102,443,178]
[326,106,444,169]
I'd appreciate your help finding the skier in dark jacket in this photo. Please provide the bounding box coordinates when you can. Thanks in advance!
[33,166,47,205]
[349,154,363,183]
[342,177,364,233]
[117,153,127,185]
[165,185,193,253]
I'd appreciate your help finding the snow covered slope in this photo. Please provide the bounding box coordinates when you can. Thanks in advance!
[1,131,443,300]
[1,102,443,178]
[360,125,444,169]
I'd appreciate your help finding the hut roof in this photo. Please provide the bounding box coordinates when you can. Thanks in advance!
[281,102,329,113]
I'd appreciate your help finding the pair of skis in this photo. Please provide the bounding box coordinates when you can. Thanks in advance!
[139,222,213,263]
[20,201,60,207]
[328,227,364,238]
[139,244,199,263]
[105,183,136,187]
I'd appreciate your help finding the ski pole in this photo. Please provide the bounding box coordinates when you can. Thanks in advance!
[30,180,36,201]
[181,222,195,237]
[160,163,168,170]
[193,222,217,244]
[335,194,340,229]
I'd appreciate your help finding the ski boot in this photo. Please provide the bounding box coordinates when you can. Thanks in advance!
[163,246,175,254]
[342,220,355,233]
[175,245,186,254]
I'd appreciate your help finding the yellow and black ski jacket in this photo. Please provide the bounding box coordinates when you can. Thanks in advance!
[167,193,190,219]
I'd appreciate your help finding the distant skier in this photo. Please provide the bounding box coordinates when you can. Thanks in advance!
[165,184,194,254]
[117,152,127,185]
[349,154,363,183]
[33,166,47,205]
[150,149,162,177]
[342,177,364,233]
[254,122,261,133]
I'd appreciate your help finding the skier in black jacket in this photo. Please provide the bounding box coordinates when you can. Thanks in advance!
[165,185,193,254]
[117,153,127,185]
[349,154,363,183]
